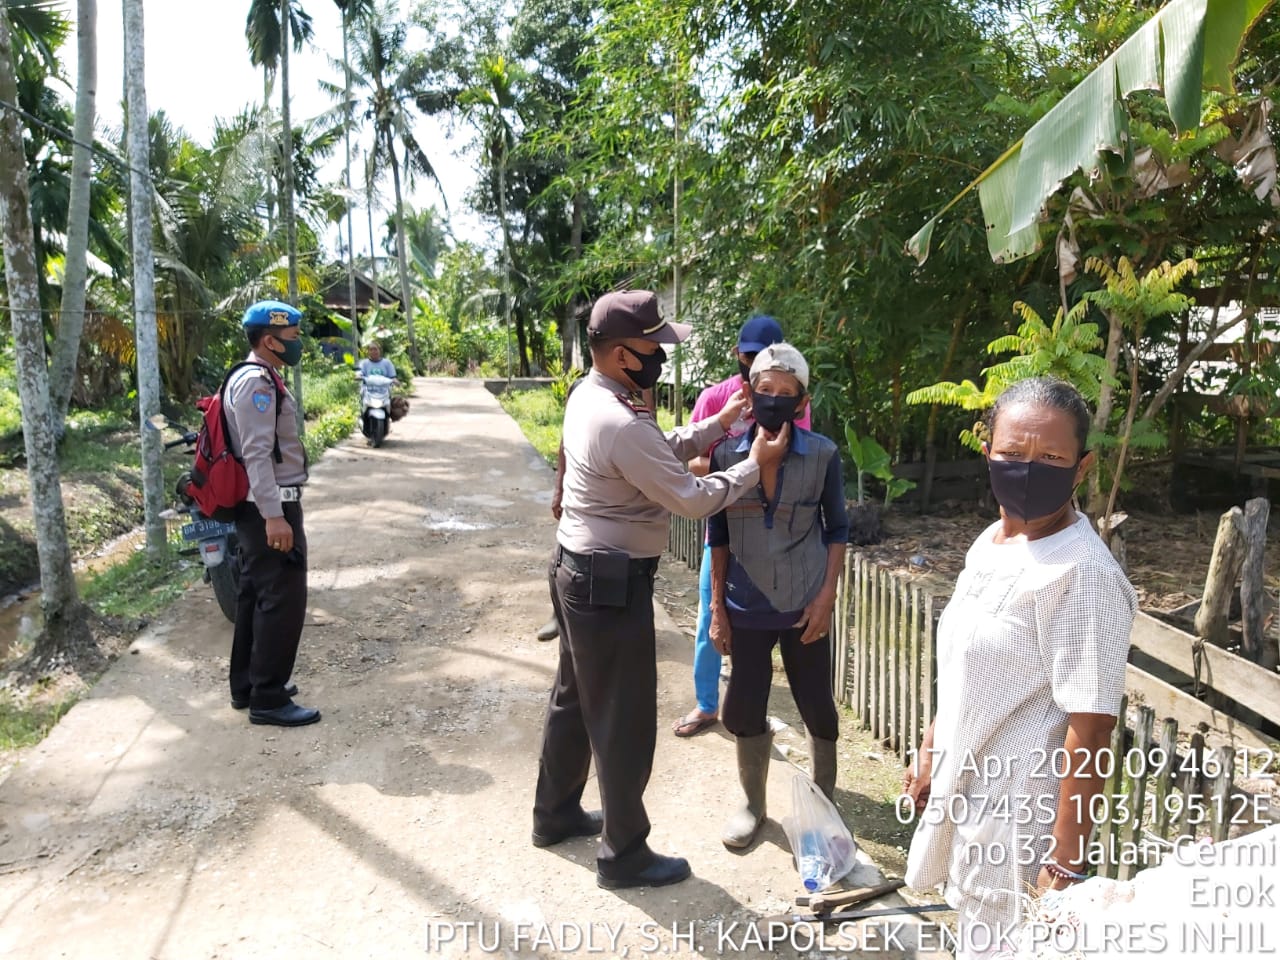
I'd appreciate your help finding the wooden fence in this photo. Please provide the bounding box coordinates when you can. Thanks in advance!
[666,516,1269,850]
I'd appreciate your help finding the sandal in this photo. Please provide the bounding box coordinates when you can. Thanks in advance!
[672,712,719,738]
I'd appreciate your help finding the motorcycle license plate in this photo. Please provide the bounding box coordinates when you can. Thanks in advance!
[182,518,235,540]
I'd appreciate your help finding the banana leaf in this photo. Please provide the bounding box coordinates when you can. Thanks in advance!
[907,0,1273,265]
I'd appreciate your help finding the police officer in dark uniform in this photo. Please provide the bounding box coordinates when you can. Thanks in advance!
[531,290,788,889]
[224,300,319,727]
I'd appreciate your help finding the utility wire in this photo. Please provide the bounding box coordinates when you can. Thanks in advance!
[0,96,141,178]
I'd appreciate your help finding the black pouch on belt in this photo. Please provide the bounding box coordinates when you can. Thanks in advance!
[589,550,630,607]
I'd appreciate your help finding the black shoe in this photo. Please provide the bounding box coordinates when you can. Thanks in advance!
[231,681,298,710]
[531,809,603,848]
[596,850,691,890]
[249,702,320,727]
[535,617,560,642]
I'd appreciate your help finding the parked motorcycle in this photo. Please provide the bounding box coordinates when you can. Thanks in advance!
[160,423,241,622]
[358,372,394,447]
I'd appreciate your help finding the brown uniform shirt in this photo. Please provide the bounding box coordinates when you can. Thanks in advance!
[557,370,760,558]
[224,355,308,518]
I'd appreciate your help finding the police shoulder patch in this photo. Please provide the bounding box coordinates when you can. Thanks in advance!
[615,391,652,417]
[252,391,273,413]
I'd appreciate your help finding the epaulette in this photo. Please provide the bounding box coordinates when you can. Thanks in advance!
[615,391,653,418]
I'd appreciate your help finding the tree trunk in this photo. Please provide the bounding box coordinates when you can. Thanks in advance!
[1194,507,1247,650]
[563,192,585,373]
[0,11,80,642]
[340,9,360,356]
[389,147,421,372]
[123,0,167,555]
[1088,308,1125,510]
[279,0,304,434]
[365,157,377,288]
[50,0,97,436]
[499,142,517,380]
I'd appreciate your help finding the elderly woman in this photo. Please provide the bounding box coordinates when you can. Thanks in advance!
[707,343,849,848]
[903,377,1136,959]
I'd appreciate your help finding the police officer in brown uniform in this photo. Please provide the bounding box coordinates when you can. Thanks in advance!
[532,290,788,889]
[224,300,319,727]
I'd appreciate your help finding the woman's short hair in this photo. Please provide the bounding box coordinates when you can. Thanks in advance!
[986,377,1092,456]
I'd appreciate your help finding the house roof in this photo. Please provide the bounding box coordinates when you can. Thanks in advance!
[319,269,400,312]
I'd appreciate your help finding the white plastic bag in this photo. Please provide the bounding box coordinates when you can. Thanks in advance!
[782,772,858,891]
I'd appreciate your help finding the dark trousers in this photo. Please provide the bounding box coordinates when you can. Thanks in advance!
[533,553,657,863]
[231,501,307,709]
[721,626,839,741]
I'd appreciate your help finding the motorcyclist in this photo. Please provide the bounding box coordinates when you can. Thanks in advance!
[357,341,396,380]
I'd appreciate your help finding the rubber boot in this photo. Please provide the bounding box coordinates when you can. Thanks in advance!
[808,734,837,800]
[722,732,773,848]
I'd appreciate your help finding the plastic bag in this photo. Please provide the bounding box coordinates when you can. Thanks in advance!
[782,772,858,892]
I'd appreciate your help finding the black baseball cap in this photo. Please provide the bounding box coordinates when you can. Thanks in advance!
[587,290,691,344]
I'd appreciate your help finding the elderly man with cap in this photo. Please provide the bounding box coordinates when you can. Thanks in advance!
[223,299,319,727]
[671,314,811,739]
[532,290,788,890]
[707,343,848,848]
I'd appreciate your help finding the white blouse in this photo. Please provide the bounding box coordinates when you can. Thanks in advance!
[905,513,1137,930]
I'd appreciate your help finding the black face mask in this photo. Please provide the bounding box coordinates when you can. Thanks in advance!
[751,390,803,433]
[738,360,753,384]
[621,345,666,390]
[986,458,1079,521]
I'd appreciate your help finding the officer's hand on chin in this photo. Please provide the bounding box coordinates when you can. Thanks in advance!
[265,515,294,553]
[749,421,789,464]
[718,388,750,430]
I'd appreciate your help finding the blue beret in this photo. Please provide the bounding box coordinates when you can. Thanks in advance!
[242,300,302,328]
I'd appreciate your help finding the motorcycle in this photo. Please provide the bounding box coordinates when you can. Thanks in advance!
[358,372,394,447]
[159,423,241,622]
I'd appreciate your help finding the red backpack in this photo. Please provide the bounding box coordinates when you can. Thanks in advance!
[184,361,286,521]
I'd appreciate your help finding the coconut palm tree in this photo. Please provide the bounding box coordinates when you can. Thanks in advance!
[333,0,376,352]
[334,0,454,372]
[459,53,522,377]
[50,0,96,435]
[245,0,312,430]
[0,2,79,647]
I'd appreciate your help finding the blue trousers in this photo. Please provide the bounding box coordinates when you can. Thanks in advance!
[693,543,720,713]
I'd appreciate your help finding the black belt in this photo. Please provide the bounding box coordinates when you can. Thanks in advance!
[556,545,658,577]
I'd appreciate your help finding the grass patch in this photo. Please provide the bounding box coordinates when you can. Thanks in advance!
[302,365,360,463]
[80,541,200,620]
[0,690,75,750]
[499,386,676,465]
[499,388,565,464]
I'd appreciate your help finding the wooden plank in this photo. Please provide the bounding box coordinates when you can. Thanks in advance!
[909,586,922,759]
[1211,748,1236,843]
[1100,698,1128,880]
[888,573,900,752]
[854,556,866,723]
[1153,718,1179,840]
[1240,497,1271,665]
[901,578,911,757]
[879,569,890,742]
[1129,611,1280,720]
[870,567,882,738]
[834,553,851,703]
[1119,707,1155,881]
[1124,663,1274,755]
[1195,508,1247,648]
[923,593,936,735]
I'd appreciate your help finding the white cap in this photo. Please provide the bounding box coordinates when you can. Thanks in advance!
[749,342,809,391]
